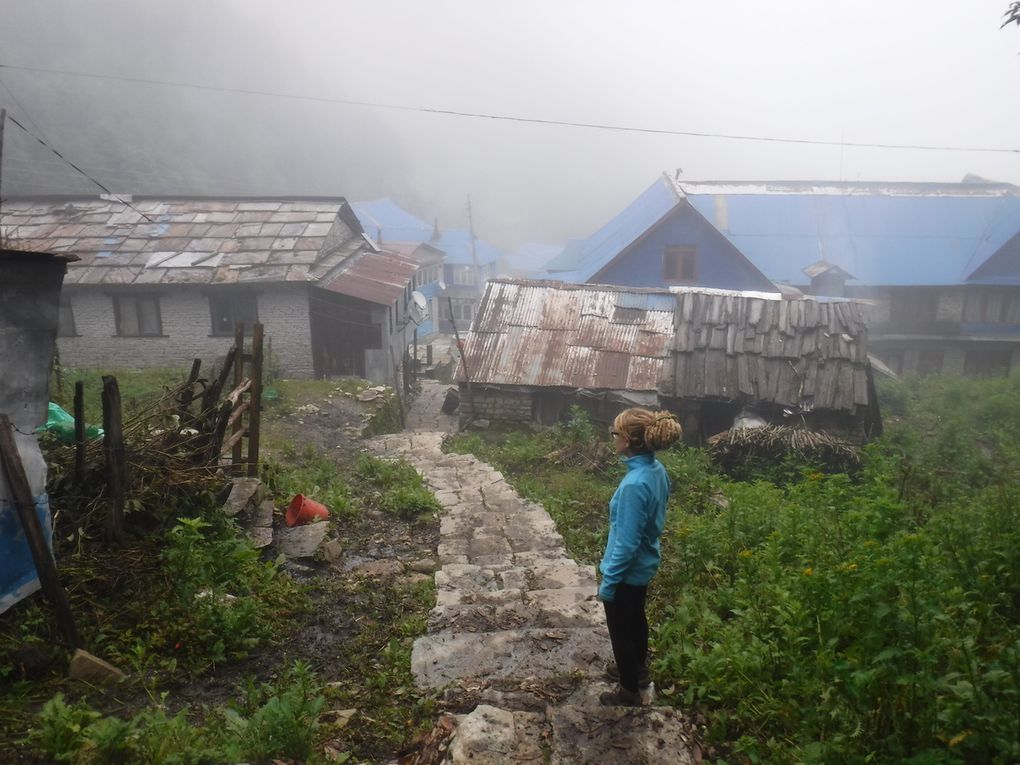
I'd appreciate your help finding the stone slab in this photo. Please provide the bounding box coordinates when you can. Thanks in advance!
[411,627,612,688]
[274,521,329,558]
[547,705,699,765]
[224,477,263,517]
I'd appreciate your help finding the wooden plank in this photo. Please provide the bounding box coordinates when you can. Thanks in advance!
[73,381,86,486]
[708,326,727,350]
[748,299,763,326]
[202,345,236,413]
[246,324,264,479]
[726,324,737,355]
[178,358,202,424]
[231,323,245,475]
[853,367,869,406]
[226,401,250,432]
[0,415,81,648]
[737,355,753,395]
[219,426,247,457]
[101,376,126,544]
[389,345,406,429]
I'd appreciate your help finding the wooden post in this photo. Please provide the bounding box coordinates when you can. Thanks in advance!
[231,323,245,475]
[178,358,202,424]
[246,323,264,478]
[203,346,236,413]
[389,346,406,429]
[0,414,81,647]
[101,376,126,544]
[73,381,86,485]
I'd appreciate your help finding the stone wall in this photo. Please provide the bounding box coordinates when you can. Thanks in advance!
[458,385,532,426]
[58,284,315,377]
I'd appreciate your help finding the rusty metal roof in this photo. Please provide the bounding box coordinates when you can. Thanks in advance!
[463,278,873,411]
[464,280,676,391]
[0,197,372,287]
[323,248,419,305]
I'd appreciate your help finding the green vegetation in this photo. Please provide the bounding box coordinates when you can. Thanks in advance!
[32,661,325,765]
[51,365,190,423]
[446,380,1020,764]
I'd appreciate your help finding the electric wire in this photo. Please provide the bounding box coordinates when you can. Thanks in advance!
[1,62,1017,155]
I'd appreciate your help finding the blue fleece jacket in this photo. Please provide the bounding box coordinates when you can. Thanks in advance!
[598,453,671,602]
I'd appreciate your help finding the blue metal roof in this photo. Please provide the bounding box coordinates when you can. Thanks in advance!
[552,175,1020,288]
[351,198,433,244]
[544,177,679,278]
[684,188,1020,286]
[433,228,502,266]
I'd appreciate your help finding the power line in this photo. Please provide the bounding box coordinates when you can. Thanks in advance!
[4,115,155,222]
[2,61,1018,156]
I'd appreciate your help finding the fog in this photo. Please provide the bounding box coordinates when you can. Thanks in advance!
[1,0,1018,248]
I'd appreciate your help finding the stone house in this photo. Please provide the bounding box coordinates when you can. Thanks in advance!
[544,175,1020,377]
[0,196,418,382]
[457,279,881,443]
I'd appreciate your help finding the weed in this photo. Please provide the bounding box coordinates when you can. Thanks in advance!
[354,454,441,519]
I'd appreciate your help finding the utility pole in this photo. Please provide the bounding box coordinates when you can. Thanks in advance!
[0,108,6,233]
[466,195,482,292]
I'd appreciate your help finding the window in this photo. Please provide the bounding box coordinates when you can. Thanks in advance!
[415,264,440,287]
[663,245,697,283]
[439,298,475,322]
[209,291,257,335]
[964,347,1012,377]
[917,349,943,376]
[963,288,1020,324]
[452,266,475,286]
[113,294,162,337]
[57,295,76,337]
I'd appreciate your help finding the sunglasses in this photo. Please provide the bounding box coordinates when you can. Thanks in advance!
[609,429,623,437]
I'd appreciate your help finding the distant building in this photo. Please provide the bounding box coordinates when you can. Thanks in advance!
[459,279,881,443]
[0,197,418,382]
[352,198,503,336]
[546,175,1020,377]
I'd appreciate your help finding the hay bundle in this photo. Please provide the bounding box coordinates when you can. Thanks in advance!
[707,425,861,475]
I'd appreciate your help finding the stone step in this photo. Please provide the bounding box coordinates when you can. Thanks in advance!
[435,561,596,595]
[411,626,612,688]
[444,703,700,765]
[429,591,603,632]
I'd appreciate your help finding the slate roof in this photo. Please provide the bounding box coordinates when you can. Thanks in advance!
[463,279,872,413]
[549,174,1020,288]
[0,197,388,292]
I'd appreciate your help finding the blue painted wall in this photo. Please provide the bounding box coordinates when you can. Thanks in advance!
[592,205,774,291]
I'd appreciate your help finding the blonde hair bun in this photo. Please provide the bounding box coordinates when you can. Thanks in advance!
[613,408,683,452]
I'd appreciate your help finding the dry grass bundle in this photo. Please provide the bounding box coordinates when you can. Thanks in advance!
[707,425,861,476]
[545,441,617,472]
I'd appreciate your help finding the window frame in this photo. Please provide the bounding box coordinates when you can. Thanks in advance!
[662,245,698,283]
[208,290,258,337]
[452,265,475,286]
[112,293,163,337]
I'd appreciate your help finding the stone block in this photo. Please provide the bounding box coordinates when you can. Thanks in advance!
[69,649,126,685]
[224,478,263,517]
[275,521,328,558]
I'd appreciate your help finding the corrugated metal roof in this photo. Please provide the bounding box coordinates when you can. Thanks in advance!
[1,197,368,286]
[551,174,1020,288]
[462,279,677,392]
[463,278,873,412]
[323,248,419,305]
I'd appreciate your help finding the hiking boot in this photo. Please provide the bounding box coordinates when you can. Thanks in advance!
[599,686,643,707]
[605,662,651,688]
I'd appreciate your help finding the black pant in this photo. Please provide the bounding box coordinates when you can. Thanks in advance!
[602,583,649,692]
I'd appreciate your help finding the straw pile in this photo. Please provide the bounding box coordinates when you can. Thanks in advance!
[707,425,861,474]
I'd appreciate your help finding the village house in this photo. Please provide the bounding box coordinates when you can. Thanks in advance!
[544,174,1020,377]
[352,198,503,336]
[458,279,880,443]
[0,196,419,382]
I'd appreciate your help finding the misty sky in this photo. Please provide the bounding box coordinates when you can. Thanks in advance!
[1,0,1018,249]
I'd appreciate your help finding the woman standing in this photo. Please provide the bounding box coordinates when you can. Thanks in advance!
[598,407,682,706]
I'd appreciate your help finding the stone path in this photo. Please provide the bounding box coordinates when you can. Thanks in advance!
[366,381,700,764]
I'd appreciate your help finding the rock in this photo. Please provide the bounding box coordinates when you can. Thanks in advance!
[321,538,344,564]
[275,522,329,558]
[446,705,516,764]
[357,389,381,402]
[408,557,437,574]
[470,419,490,430]
[351,559,403,577]
[319,708,357,728]
[295,404,321,414]
[69,649,126,685]
[248,527,273,549]
[253,500,274,528]
[224,478,263,517]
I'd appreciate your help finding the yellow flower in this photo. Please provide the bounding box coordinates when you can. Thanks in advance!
[803,567,814,577]
[738,549,753,559]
